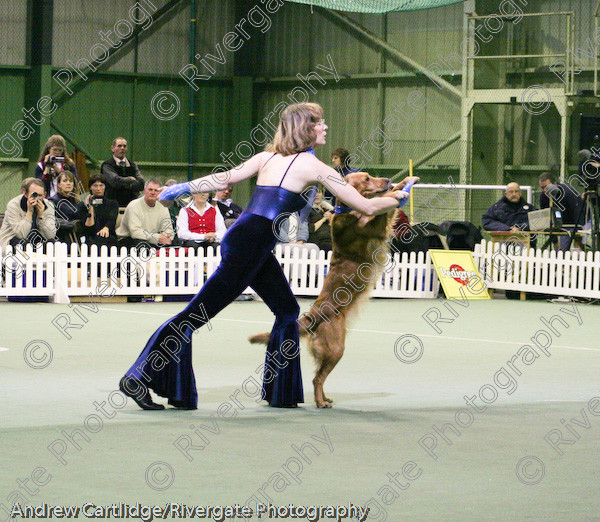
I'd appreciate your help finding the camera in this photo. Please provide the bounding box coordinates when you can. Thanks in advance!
[90,195,104,205]
[31,192,40,199]
[48,156,65,164]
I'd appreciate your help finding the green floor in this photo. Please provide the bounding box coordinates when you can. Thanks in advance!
[1,297,599,521]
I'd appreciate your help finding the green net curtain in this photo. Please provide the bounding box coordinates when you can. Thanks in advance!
[285,0,465,14]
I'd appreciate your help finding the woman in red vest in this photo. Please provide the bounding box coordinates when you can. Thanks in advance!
[176,191,226,249]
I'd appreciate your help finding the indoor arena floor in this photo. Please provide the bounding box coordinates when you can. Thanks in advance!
[1,297,599,521]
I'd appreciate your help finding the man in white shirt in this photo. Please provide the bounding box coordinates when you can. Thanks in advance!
[117,179,174,248]
[176,192,227,248]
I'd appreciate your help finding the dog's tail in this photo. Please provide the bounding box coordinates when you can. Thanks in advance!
[248,307,332,346]
[248,332,270,345]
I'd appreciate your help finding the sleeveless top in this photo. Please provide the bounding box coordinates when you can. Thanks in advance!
[244,149,316,221]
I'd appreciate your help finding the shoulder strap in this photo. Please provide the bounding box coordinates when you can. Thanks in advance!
[279,153,302,187]
[258,153,277,176]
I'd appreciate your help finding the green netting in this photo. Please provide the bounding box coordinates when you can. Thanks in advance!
[285,0,465,14]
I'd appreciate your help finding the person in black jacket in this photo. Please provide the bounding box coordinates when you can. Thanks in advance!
[83,174,119,247]
[538,172,585,225]
[214,185,243,228]
[482,182,536,231]
[49,172,87,244]
[100,137,145,206]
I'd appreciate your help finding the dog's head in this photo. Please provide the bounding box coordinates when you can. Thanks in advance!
[344,172,391,197]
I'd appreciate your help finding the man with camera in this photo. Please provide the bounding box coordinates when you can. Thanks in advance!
[101,137,145,206]
[0,178,57,248]
[83,174,119,246]
[538,172,584,226]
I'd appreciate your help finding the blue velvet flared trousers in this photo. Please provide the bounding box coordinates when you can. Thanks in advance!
[124,212,304,408]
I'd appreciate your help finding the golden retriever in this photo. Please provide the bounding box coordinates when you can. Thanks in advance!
[250,172,417,407]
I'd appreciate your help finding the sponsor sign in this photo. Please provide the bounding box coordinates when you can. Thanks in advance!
[430,249,490,300]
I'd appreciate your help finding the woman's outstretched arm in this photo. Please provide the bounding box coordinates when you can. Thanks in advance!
[159,152,271,201]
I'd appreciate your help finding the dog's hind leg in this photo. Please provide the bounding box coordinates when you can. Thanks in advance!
[311,318,346,408]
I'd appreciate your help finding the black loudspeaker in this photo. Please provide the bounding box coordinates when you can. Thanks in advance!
[580,116,600,151]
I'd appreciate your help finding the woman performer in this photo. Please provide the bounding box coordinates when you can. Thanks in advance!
[119,102,410,410]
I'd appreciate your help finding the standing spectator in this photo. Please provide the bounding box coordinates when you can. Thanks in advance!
[326,147,358,201]
[116,179,173,248]
[101,137,145,206]
[214,185,243,228]
[307,187,334,251]
[82,174,119,247]
[482,182,536,231]
[49,172,87,244]
[331,147,357,177]
[538,172,585,225]
[0,178,57,248]
[176,192,226,248]
[35,135,77,198]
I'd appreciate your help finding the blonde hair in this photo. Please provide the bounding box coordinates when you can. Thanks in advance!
[38,135,74,167]
[269,103,323,156]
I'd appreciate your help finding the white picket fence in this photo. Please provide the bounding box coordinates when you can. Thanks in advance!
[473,239,600,298]
[0,243,440,303]
[6,240,597,303]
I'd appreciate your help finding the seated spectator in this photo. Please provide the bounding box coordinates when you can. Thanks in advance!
[34,135,78,198]
[277,212,309,245]
[214,185,243,228]
[82,174,119,247]
[176,191,226,249]
[307,187,334,252]
[0,178,57,248]
[116,179,174,248]
[482,182,536,231]
[49,172,87,244]
[538,172,585,225]
[326,147,358,201]
[101,137,145,206]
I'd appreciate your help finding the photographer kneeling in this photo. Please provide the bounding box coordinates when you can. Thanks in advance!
[49,172,87,246]
[83,174,119,247]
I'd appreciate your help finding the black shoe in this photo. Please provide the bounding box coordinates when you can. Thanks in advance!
[119,376,165,410]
